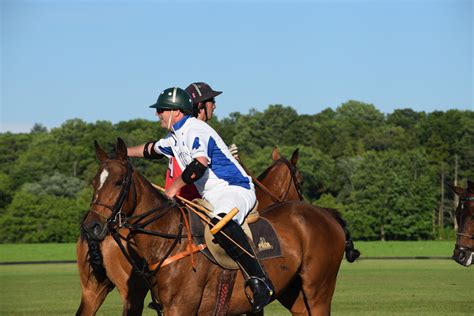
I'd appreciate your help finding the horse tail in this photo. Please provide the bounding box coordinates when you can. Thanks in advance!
[80,229,108,283]
[323,207,361,262]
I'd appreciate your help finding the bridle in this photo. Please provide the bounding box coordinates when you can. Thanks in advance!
[253,158,304,203]
[456,195,474,241]
[88,159,135,228]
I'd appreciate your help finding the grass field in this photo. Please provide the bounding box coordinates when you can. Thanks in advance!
[0,240,455,262]
[0,259,471,315]
[1,241,470,315]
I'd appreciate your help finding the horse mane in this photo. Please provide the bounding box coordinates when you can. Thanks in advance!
[321,207,361,263]
[80,227,109,283]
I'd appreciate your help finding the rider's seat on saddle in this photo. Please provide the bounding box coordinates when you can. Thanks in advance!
[189,199,281,270]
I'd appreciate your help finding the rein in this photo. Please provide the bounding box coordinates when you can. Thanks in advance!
[243,158,304,203]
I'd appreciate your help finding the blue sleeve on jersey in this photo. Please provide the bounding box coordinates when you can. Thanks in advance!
[207,136,250,189]
[158,146,173,156]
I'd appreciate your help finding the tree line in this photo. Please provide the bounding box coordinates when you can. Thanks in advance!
[0,100,472,242]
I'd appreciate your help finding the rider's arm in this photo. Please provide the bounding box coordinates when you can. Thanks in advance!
[127,143,147,158]
[165,157,208,199]
[127,141,168,159]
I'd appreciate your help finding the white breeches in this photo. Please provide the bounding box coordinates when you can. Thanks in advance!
[203,186,256,225]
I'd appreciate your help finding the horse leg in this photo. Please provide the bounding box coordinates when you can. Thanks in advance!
[76,281,114,316]
[119,270,150,316]
[101,234,150,316]
[296,209,345,316]
[276,276,309,316]
[298,278,335,316]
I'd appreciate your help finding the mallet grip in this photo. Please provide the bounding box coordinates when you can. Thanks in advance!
[210,208,239,235]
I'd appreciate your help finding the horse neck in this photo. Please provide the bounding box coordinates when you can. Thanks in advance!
[132,171,169,214]
[130,171,184,262]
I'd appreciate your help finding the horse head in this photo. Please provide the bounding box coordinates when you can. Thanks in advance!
[256,147,304,207]
[82,138,136,241]
[449,180,474,267]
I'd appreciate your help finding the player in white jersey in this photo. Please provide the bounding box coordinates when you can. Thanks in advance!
[127,87,274,313]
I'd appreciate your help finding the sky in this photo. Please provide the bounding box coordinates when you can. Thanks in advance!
[1,0,472,133]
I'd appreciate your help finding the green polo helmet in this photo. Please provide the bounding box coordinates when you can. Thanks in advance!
[149,87,193,114]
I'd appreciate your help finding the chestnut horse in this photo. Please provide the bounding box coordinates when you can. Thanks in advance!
[449,180,474,267]
[81,139,348,315]
[76,146,306,315]
[246,148,359,315]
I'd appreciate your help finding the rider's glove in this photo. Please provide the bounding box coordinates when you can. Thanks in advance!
[228,144,240,160]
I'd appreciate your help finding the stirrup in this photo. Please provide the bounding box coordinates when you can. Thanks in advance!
[148,301,163,315]
[244,277,274,312]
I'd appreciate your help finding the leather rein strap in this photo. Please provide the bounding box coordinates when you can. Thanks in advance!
[241,158,303,203]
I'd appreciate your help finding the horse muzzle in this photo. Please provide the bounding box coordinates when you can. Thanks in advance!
[83,221,109,241]
[452,245,473,267]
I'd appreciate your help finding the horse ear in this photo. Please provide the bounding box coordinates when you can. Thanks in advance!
[116,137,128,160]
[291,148,300,166]
[94,140,108,162]
[272,146,280,161]
[447,183,464,196]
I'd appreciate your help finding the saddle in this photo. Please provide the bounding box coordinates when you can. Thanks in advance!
[189,199,282,270]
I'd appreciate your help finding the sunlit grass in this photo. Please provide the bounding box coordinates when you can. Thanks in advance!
[0,240,455,262]
[0,259,471,315]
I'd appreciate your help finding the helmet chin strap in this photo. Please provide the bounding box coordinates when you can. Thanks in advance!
[204,107,209,122]
[167,110,174,130]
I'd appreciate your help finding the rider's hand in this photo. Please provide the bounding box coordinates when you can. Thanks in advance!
[228,144,239,160]
[164,187,178,200]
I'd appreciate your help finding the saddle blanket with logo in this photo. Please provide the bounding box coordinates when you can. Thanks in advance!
[188,209,282,269]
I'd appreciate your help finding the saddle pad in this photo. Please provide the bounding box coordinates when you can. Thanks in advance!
[249,218,282,260]
[188,209,282,270]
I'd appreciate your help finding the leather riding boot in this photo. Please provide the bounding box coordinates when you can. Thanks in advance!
[211,214,274,313]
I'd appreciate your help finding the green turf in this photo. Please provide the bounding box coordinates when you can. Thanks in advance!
[0,241,456,262]
[0,243,76,262]
[355,240,454,257]
[0,260,471,315]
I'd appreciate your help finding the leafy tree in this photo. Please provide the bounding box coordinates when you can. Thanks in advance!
[0,102,471,242]
[0,172,14,213]
[22,172,84,198]
[330,100,384,158]
[31,123,48,134]
[345,149,436,240]
[0,191,85,243]
[294,146,335,201]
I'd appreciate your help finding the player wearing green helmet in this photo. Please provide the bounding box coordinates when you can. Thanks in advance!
[127,85,274,313]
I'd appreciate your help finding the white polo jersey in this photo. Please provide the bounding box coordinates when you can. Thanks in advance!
[153,116,255,199]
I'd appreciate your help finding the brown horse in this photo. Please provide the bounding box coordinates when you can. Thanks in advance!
[449,180,474,267]
[81,138,349,315]
[76,146,307,315]
[254,148,359,315]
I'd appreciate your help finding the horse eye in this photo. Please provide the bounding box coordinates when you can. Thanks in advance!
[115,180,124,186]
